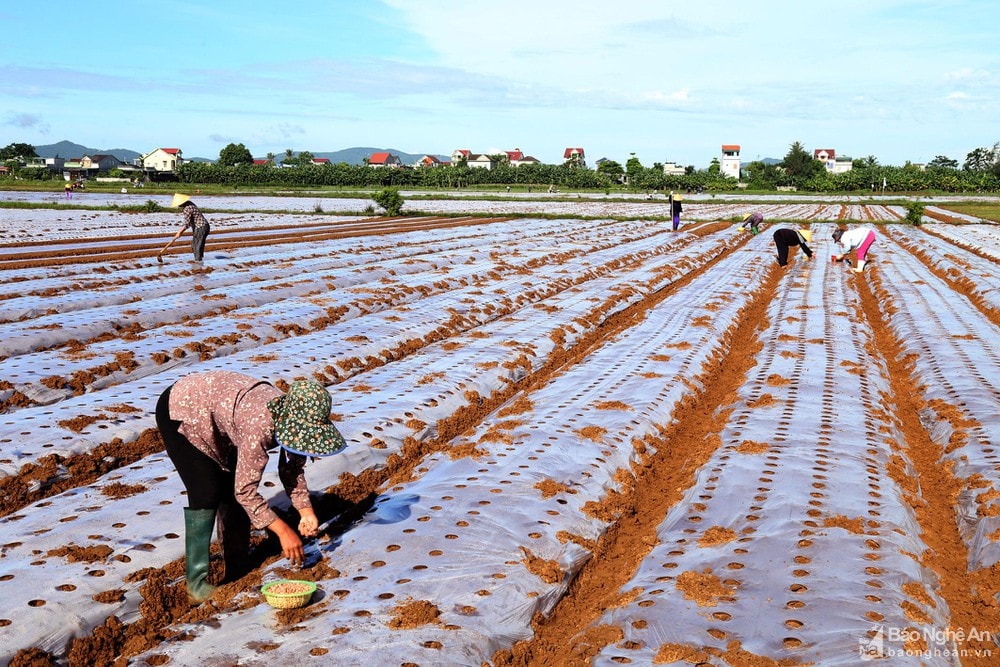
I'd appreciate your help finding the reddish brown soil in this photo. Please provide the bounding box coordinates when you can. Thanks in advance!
[860,265,1000,665]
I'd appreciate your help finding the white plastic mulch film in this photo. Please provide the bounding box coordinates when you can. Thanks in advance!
[0,206,727,661]
[876,227,1000,572]
[1,196,998,666]
[591,227,951,666]
[0,191,913,234]
[123,227,769,666]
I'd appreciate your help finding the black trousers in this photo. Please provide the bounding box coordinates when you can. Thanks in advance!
[772,228,812,266]
[156,384,233,510]
[191,224,210,261]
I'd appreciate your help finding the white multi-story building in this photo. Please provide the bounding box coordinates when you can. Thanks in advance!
[814,148,853,174]
[721,144,741,179]
[139,147,183,173]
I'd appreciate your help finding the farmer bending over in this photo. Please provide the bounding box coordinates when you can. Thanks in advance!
[772,228,813,267]
[832,226,877,273]
[155,371,346,603]
[739,212,764,235]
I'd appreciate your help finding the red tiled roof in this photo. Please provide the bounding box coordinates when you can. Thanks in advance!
[813,149,836,159]
[369,151,390,163]
[721,145,740,152]
[161,148,181,154]
[563,147,585,158]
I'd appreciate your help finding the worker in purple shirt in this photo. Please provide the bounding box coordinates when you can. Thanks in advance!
[739,212,763,235]
[155,371,346,603]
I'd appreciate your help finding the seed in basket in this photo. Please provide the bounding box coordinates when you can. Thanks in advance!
[268,582,313,595]
[261,579,318,609]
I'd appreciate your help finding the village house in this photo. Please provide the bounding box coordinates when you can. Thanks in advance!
[814,148,853,174]
[22,157,66,172]
[506,148,541,167]
[450,149,495,169]
[140,147,183,173]
[662,161,686,176]
[62,154,134,181]
[563,147,586,168]
[468,154,495,169]
[81,154,126,173]
[368,151,402,168]
[451,148,541,169]
[721,145,741,179]
[416,155,445,168]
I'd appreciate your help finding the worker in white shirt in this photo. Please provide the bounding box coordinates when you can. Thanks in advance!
[831,226,877,273]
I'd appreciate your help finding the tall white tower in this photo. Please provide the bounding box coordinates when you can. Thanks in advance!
[721,144,741,179]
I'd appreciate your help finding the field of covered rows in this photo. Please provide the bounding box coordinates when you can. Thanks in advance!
[1,194,999,666]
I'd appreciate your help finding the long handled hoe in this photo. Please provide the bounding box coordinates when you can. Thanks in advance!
[156,238,177,263]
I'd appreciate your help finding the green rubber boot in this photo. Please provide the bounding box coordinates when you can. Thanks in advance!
[184,508,218,604]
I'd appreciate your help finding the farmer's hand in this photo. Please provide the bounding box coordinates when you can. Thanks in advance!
[298,508,319,538]
[270,519,305,566]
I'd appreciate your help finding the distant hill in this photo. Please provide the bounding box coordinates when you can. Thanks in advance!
[34,140,141,163]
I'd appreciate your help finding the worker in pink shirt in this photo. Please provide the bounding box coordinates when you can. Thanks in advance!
[155,371,346,603]
[832,226,877,273]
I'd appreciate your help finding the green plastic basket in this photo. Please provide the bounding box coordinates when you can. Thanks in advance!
[261,579,317,609]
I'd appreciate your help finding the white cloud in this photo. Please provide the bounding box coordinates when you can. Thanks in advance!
[944,67,992,82]
[943,89,988,111]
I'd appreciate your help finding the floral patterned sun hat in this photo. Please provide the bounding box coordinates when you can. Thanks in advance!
[268,380,346,457]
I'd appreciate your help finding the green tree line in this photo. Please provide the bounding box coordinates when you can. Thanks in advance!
[4,140,1000,194]
[174,139,1000,193]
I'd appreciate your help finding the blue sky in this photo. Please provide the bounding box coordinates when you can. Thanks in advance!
[1,1,996,167]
